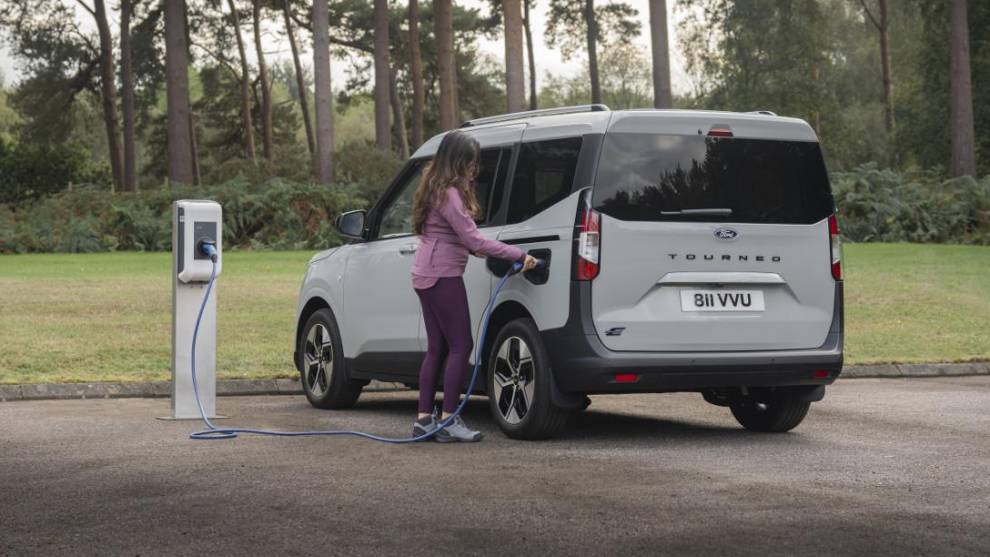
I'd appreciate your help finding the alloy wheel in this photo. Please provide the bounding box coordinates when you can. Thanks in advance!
[304,323,334,397]
[492,336,536,425]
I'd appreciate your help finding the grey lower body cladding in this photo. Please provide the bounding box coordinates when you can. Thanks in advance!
[541,282,844,394]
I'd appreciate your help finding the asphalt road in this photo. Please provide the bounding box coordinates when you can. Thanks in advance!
[2,377,989,556]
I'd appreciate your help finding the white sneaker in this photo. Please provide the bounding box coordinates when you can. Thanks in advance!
[434,416,483,443]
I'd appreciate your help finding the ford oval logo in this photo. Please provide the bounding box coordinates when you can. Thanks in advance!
[713,227,739,241]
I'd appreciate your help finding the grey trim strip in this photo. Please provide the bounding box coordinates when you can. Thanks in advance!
[502,235,560,245]
[0,379,408,402]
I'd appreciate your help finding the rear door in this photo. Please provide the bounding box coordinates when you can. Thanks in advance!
[590,116,837,352]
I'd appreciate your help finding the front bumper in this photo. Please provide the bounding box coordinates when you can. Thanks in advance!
[541,282,844,394]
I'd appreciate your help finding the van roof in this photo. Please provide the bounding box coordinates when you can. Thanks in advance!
[411,106,819,158]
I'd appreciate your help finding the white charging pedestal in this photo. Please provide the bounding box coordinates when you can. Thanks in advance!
[166,200,223,420]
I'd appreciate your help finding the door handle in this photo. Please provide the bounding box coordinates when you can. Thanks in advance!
[399,244,417,255]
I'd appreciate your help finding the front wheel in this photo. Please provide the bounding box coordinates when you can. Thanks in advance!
[298,309,363,409]
[486,318,569,440]
[730,392,810,433]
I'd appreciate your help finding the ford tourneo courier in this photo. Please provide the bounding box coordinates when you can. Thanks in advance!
[294,105,844,439]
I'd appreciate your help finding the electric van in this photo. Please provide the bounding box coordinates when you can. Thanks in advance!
[294,105,844,440]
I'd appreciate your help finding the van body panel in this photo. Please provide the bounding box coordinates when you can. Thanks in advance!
[496,190,582,331]
[591,215,836,351]
[588,120,837,353]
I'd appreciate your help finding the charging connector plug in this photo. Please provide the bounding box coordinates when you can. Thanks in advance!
[198,239,218,262]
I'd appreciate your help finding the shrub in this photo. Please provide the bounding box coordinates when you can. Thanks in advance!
[0,179,370,254]
[0,138,110,204]
[832,165,990,245]
[333,142,405,200]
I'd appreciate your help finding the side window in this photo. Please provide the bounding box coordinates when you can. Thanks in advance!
[473,147,510,226]
[506,137,583,224]
[378,162,425,238]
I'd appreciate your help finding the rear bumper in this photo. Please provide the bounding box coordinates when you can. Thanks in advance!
[542,281,844,394]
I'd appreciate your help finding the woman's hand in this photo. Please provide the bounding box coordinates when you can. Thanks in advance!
[522,255,539,272]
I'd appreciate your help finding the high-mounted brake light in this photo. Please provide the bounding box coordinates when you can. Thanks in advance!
[708,125,733,137]
[828,214,842,280]
[574,190,600,281]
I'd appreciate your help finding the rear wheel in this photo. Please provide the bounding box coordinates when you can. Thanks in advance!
[487,318,570,440]
[299,309,363,409]
[730,392,810,433]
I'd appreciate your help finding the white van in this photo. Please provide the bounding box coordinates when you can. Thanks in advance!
[294,105,844,439]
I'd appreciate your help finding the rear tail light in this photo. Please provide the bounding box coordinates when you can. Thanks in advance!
[828,214,842,280]
[575,195,601,281]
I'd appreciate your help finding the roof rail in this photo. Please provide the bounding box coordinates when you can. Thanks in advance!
[747,110,778,116]
[460,104,610,128]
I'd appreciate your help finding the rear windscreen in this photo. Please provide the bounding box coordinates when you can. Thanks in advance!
[592,134,835,224]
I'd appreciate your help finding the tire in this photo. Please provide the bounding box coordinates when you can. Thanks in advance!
[486,318,570,440]
[298,309,363,409]
[730,392,810,433]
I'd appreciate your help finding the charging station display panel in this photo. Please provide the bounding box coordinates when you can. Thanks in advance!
[176,201,222,283]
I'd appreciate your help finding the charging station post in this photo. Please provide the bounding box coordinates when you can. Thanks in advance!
[169,200,222,419]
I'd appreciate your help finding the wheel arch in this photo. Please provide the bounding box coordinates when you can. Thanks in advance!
[481,300,533,371]
[484,299,586,410]
[294,296,332,372]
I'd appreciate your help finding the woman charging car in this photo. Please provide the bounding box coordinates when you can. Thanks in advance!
[409,131,538,442]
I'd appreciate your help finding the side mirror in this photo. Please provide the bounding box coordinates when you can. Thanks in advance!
[335,210,366,240]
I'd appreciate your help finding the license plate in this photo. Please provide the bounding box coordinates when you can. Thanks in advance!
[680,289,765,312]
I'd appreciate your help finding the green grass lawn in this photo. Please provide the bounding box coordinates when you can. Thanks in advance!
[1,244,988,384]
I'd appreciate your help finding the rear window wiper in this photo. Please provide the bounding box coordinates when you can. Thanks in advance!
[660,208,733,216]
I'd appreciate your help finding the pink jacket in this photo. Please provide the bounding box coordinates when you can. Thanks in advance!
[411,186,525,288]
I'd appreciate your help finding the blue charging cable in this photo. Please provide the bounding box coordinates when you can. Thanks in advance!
[188,242,527,442]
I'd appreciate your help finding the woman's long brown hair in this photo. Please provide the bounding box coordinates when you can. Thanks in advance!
[412,130,482,235]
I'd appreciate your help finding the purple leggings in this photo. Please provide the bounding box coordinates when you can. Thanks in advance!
[414,277,473,414]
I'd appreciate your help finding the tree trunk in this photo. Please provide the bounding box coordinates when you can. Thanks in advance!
[283,1,315,160]
[648,0,672,108]
[252,0,274,164]
[373,0,392,150]
[584,0,601,105]
[92,0,123,193]
[523,0,537,110]
[452,52,461,124]
[227,0,256,164]
[503,0,526,112]
[390,67,410,158]
[949,0,976,177]
[189,109,201,185]
[434,0,456,130]
[312,0,334,184]
[878,0,893,132]
[164,0,194,185]
[119,0,137,191]
[860,0,895,132]
[185,1,200,185]
[408,0,425,148]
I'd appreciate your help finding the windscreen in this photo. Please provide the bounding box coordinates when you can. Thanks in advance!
[592,134,835,224]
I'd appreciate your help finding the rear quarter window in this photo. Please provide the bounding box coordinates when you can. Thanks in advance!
[592,134,835,224]
[507,137,583,224]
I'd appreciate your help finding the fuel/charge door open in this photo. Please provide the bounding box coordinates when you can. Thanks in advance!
[485,248,551,285]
